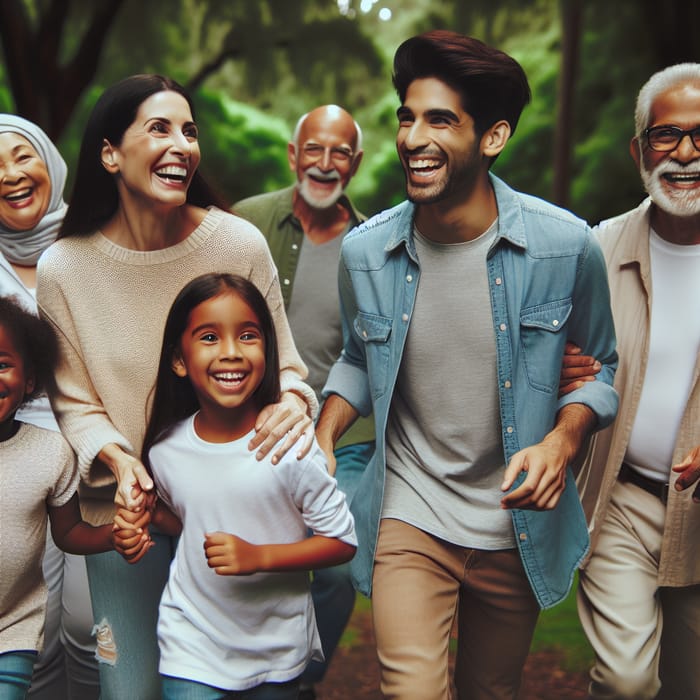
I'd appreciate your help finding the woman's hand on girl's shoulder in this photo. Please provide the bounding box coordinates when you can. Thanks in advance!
[249,391,315,465]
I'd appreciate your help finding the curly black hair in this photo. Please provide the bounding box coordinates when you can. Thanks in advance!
[0,295,59,405]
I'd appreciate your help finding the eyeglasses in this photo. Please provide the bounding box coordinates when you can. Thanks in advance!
[644,125,700,152]
[301,143,355,164]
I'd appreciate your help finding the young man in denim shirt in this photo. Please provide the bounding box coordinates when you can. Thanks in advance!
[316,31,618,700]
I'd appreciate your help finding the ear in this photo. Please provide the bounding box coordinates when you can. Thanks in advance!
[24,374,35,398]
[630,136,642,170]
[349,149,364,178]
[481,120,511,158]
[171,351,188,378]
[287,142,297,172]
[100,139,119,174]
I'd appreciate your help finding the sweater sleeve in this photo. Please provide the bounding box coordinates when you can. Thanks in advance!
[36,250,133,486]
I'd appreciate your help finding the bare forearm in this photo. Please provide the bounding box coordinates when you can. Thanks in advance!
[257,536,356,572]
[545,402,597,463]
[316,394,360,454]
[53,523,114,555]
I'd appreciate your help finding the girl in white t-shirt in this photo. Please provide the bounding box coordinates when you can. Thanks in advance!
[0,297,121,699]
[120,273,356,700]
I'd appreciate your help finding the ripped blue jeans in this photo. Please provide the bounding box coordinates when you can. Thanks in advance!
[85,531,176,700]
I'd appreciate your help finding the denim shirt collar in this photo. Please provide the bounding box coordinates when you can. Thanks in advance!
[383,173,528,259]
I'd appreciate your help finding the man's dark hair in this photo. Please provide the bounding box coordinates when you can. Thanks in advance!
[392,30,531,136]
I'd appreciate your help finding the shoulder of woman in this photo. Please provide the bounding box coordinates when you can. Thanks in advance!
[212,207,268,243]
[37,235,93,271]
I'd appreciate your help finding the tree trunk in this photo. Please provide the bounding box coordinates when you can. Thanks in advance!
[552,0,582,209]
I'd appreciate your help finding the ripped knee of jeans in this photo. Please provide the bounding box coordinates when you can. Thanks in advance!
[92,618,118,666]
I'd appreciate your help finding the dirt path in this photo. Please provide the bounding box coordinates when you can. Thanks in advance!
[316,604,589,699]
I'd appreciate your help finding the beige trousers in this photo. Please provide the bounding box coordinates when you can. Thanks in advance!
[371,518,540,700]
[578,478,700,700]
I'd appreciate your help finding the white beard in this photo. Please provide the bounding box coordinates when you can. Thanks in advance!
[641,160,700,217]
[297,167,344,209]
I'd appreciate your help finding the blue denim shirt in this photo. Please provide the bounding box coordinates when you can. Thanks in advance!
[324,175,618,608]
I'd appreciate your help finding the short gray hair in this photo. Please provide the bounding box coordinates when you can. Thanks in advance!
[635,63,700,137]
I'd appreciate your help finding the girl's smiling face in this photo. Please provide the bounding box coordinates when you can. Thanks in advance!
[0,323,34,439]
[172,291,266,442]
[0,132,52,232]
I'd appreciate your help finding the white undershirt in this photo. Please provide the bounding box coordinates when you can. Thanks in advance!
[625,228,700,480]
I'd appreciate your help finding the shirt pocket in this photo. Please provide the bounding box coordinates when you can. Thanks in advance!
[519,298,572,394]
[353,311,393,399]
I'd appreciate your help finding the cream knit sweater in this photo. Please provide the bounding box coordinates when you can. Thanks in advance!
[36,207,314,524]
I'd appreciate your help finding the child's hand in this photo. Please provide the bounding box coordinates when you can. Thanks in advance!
[204,532,262,576]
[113,507,153,563]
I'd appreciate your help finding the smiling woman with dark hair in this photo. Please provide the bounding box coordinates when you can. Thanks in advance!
[35,74,317,700]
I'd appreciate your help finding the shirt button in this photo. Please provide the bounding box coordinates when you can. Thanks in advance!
[283,278,290,286]
[362,330,368,338]
[499,323,507,331]
[406,274,413,282]
[504,380,512,389]
[495,277,502,285]
[292,243,298,251]
[519,532,527,542]
[552,319,559,327]
[402,313,409,322]
[506,426,514,434]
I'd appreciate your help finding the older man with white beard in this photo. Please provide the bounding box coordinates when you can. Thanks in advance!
[571,64,700,700]
[233,105,374,700]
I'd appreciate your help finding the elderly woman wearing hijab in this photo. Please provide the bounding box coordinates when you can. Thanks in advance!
[0,114,99,700]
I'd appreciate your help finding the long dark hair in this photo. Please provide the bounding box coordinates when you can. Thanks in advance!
[59,74,227,238]
[141,273,281,469]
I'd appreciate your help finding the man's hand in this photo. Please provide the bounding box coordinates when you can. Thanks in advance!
[501,403,596,510]
[500,437,569,510]
[673,446,700,503]
[249,392,314,464]
[559,341,601,397]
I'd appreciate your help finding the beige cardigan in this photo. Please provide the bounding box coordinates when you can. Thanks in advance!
[577,198,700,586]
[37,207,315,524]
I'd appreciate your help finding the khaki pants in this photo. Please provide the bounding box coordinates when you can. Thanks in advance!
[578,479,700,700]
[372,518,540,700]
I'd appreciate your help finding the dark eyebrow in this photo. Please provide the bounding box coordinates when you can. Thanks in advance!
[425,108,460,122]
[396,106,412,118]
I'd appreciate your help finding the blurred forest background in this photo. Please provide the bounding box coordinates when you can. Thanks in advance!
[2,0,700,225]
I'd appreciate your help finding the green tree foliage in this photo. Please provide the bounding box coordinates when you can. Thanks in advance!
[3,0,700,224]
[192,90,292,205]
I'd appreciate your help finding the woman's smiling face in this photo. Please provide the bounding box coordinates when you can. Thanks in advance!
[0,132,51,232]
[102,90,201,210]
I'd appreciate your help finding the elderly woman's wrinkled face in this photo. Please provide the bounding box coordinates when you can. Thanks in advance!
[0,132,52,232]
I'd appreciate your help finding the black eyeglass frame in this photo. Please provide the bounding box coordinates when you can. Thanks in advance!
[644,125,700,152]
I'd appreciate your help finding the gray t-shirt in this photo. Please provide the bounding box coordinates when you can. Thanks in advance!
[286,232,345,398]
[383,219,515,549]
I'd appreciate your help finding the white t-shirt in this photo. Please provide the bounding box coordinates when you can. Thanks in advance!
[149,415,356,691]
[626,229,700,479]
